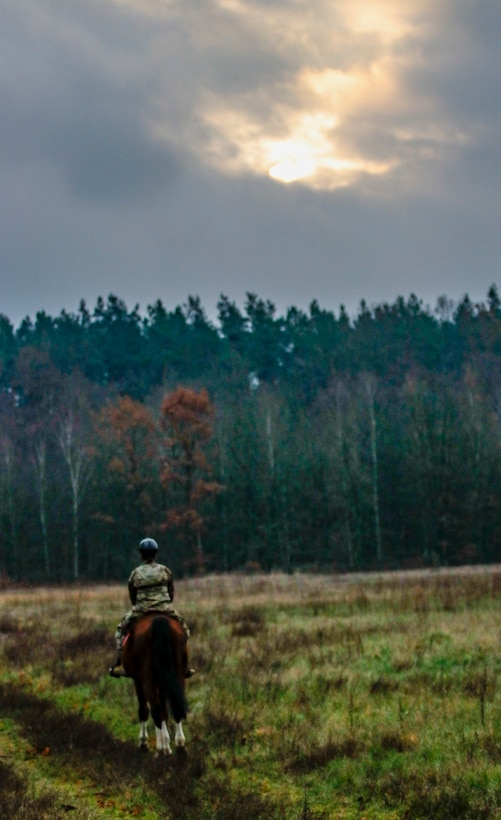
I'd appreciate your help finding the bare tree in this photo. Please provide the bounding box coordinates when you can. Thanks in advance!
[360,373,383,565]
[256,388,292,572]
[333,381,357,570]
[34,438,50,577]
[58,411,93,580]
[0,436,17,575]
[317,377,361,570]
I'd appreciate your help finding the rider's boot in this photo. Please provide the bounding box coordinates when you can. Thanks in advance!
[185,666,196,678]
[109,653,128,678]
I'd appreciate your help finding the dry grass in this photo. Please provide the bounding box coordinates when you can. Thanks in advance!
[1,566,500,818]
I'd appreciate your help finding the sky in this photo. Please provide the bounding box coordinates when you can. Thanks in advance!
[1,0,500,329]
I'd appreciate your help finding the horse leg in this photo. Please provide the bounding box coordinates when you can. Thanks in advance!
[134,680,149,750]
[155,720,172,755]
[174,721,186,749]
[151,703,172,755]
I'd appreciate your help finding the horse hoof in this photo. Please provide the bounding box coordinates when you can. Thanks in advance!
[154,749,172,758]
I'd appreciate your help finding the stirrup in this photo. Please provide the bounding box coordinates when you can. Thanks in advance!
[185,667,196,679]
[109,663,128,678]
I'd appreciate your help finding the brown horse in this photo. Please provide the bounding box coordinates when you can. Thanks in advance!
[122,613,188,754]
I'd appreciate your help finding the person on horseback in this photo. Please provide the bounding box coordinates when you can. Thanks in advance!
[109,537,195,679]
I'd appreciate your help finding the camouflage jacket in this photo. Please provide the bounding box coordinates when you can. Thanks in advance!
[128,561,174,613]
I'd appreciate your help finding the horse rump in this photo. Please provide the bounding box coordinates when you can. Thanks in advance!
[151,617,187,724]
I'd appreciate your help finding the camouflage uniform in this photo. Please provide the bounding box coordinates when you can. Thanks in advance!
[114,560,190,651]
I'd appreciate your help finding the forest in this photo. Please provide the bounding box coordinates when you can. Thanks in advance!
[0,286,500,583]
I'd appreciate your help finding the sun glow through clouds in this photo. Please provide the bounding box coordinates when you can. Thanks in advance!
[267,112,337,184]
[125,0,449,191]
[264,67,396,185]
[201,62,397,188]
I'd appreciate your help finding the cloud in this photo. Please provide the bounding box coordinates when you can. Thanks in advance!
[108,0,479,193]
[1,0,181,204]
[142,0,430,188]
[2,0,492,197]
[0,0,499,328]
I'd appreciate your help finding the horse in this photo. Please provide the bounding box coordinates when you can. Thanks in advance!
[121,613,188,754]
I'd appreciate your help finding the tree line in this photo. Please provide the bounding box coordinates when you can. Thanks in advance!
[1,286,500,582]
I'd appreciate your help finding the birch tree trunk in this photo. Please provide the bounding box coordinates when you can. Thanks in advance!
[58,413,92,580]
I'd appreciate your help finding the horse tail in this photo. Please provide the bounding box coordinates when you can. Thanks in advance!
[151,617,187,723]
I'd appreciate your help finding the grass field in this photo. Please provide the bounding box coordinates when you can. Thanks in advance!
[0,567,500,819]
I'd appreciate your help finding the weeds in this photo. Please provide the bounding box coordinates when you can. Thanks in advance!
[0,567,500,818]
[283,734,363,774]
[52,627,111,686]
[228,606,266,637]
[0,760,91,819]
[373,764,498,819]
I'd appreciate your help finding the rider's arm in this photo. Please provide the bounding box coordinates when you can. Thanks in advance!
[128,577,138,605]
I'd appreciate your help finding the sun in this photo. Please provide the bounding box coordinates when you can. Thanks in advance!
[268,156,316,184]
[263,105,392,186]
[264,111,338,184]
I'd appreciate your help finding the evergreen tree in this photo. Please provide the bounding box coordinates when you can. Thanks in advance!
[1,285,501,579]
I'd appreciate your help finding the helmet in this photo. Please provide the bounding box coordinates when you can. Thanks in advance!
[139,538,158,555]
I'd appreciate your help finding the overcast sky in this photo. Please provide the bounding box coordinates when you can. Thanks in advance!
[1,0,500,328]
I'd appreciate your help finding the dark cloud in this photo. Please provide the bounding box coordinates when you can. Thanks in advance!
[399,1,501,129]
[1,0,182,204]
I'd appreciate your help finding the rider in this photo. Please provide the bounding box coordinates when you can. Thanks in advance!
[109,537,195,679]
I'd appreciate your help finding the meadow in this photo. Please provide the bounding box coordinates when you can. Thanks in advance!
[0,567,500,819]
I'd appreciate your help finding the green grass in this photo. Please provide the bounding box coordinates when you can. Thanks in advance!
[0,568,500,818]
